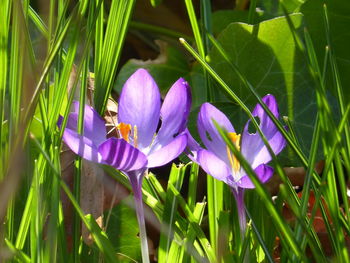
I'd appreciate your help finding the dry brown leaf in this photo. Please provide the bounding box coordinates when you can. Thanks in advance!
[80,160,105,245]
[60,70,129,248]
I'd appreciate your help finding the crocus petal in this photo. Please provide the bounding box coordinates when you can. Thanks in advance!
[118,69,161,150]
[98,138,148,171]
[147,134,187,168]
[197,149,233,186]
[236,164,274,189]
[241,94,286,168]
[198,103,235,163]
[62,128,102,163]
[184,129,203,162]
[151,78,191,150]
[66,101,106,146]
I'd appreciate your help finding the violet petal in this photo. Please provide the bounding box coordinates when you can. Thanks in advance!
[198,103,235,164]
[118,69,161,150]
[98,138,148,171]
[66,101,106,146]
[241,94,286,169]
[184,129,203,162]
[197,149,233,186]
[62,128,102,163]
[147,133,187,168]
[152,78,191,150]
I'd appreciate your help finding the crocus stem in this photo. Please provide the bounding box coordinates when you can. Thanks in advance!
[129,172,150,263]
[232,187,246,237]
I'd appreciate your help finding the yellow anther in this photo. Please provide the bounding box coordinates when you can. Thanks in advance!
[133,125,138,148]
[226,132,241,172]
[117,122,132,142]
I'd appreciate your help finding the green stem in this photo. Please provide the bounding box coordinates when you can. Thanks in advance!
[231,187,246,237]
[129,171,150,263]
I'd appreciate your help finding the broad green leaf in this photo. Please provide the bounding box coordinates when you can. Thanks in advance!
[114,41,190,96]
[105,198,141,262]
[185,63,206,109]
[258,0,306,17]
[212,10,273,35]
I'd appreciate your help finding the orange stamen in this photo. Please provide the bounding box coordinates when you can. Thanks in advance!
[117,122,132,142]
[226,132,241,172]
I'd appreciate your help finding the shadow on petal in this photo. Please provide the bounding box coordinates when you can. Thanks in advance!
[237,164,274,189]
[197,149,231,184]
[98,138,148,171]
[62,128,101,163]
[147,134,187,168]
[198,103,235,164]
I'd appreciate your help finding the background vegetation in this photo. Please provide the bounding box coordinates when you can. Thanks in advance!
[0,0,349,262]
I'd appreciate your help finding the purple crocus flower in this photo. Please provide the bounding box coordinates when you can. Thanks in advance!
[60,68,191,263]
[187,94,286,233]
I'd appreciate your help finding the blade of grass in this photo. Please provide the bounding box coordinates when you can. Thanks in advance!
[5,238,31,263]
[248,0,257,24]
[323,5,350,154]
[187,162,199,210]
[94,0,136,114]
[184,0,205,62]
[294,115,321,246]
[145,172,167,202]
[130,21,193,41]
[245,209,274,263]
[182,202,207,263]
[0,0,11,176]
[303,26,349,260]
[196,1,223,256]
[169,184,216,262]
[30,159,43,262]
[323,4,350,225]
[158,163,188,262]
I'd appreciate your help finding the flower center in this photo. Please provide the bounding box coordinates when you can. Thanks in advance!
[117,122,138,148]
[226,132,241,173]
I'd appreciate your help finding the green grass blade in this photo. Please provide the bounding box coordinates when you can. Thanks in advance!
[158,164,187,262]
[0,0,11,175]
[245,209,274,263]
[323,4,350,158]
[184,0,205,61]
[130,21,193,40]
[187,162,199,210]
[94,0,136,114]
[5,238,31,263]
[169,184,216,262]
[248,0,257,24]
[182,202,206,262]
